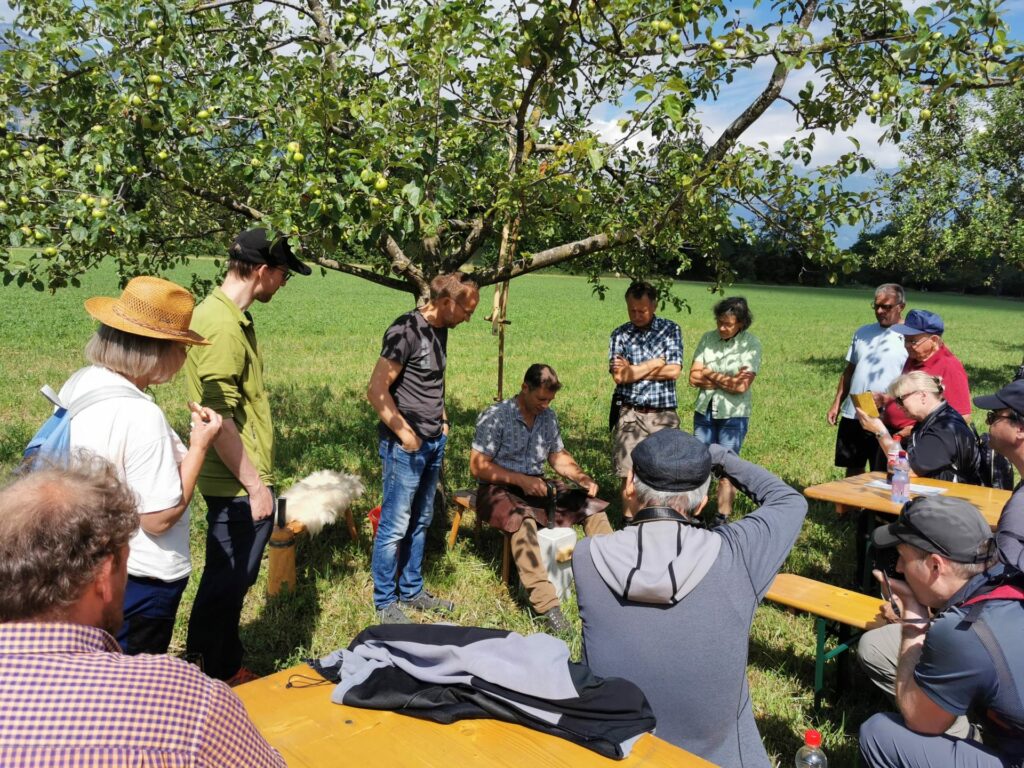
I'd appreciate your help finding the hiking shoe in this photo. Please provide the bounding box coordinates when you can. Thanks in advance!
[225,666,261,687]
[400,591,455,614]
[542,606,571,634]
[377,602,413,624]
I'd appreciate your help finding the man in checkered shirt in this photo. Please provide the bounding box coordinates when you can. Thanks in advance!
[0,455,283,768]
[609,281,683,522]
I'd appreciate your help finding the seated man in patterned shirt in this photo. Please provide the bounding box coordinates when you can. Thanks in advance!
[0,454,283,768]
[471,364,612,633]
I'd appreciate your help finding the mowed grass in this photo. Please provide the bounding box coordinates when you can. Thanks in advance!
[1,262,1021,766]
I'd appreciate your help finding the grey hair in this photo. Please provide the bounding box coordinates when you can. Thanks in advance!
[633,474,712,516]
[85,324,184,385]
[876,283,905,304]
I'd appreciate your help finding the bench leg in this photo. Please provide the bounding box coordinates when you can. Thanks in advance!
[501,533,511,585]
[447,506,463,550]
[814,617,827,709]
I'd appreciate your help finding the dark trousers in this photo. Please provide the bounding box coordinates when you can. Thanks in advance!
[117,574,189,655]
[185,494,273,680]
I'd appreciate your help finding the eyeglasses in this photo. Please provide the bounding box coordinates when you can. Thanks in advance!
[987,410,1021,426]
[273,266,292,283]
[872,302,899,311]
[903,335,930,347]
[894,391,920,407]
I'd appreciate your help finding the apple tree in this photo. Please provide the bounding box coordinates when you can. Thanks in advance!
[867,84,1024,293]
[1,0,1021,300]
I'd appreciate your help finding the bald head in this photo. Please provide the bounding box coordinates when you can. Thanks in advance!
[0,455,138,622]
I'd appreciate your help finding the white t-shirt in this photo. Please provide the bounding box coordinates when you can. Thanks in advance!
[840,323,908,419]
[60,366,191,581]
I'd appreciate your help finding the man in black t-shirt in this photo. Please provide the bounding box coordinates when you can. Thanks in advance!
[366,273,479,624]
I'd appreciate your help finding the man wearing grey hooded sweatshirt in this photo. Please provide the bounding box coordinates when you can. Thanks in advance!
[573,428,807,767]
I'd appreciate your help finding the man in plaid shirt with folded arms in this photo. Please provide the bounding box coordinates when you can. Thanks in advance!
[0,455,283,768]
[609,280,683,522]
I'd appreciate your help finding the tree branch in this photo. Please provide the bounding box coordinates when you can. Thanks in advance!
[310,256,412,292]
[474,230,631,286]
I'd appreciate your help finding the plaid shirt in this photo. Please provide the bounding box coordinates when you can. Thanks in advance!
[0,622,284,768]
[472,397,564,476]
[609,316,683,409]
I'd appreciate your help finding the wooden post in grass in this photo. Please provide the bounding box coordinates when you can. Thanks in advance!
[267,498,307,596]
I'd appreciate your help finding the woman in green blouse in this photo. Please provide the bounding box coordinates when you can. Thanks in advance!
[689,297,762,525]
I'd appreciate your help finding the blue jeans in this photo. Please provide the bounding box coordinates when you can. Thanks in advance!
[693,410,750,455]
[117,574,189,655]
[372,434,447,610]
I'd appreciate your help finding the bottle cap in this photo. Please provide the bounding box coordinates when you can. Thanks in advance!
[898,450,907,458]
[804,729,822,748]
[894,434,902,443]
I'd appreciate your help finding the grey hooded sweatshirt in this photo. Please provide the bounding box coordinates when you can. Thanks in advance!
[573,444,807,767]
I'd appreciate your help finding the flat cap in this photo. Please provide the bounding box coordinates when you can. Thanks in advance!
[631,428,712,492]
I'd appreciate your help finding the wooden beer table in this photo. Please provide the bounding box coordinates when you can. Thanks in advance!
[236,665,715,767]
[804,472,1011,590]
[804,471,1010,528]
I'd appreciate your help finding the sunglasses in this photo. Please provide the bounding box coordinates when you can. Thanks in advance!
[273,266,292,283]
[894,391,919,407]
[871,302,900,311]
[986,410,1021,426]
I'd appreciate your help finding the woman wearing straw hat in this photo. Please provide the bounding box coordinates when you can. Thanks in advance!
[57,276,223,655]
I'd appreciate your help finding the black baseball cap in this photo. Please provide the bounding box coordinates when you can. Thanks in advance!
[974,380,1024,415]
[229,228,311,276]
[872,496,993,564]
[631,428,712,492]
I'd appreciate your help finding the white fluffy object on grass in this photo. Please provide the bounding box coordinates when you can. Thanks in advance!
[279,470,365,537]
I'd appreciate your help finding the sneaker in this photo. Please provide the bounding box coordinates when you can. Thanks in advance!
[377,603,413,624]
[225,666,260,687]
[400,590,455,614]
[542,606,571,634]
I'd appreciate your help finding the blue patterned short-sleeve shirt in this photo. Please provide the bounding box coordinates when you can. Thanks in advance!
[472,397,564,477]
[609,315,683,409]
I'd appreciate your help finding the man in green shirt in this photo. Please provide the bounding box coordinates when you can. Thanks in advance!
[185,229,310,684]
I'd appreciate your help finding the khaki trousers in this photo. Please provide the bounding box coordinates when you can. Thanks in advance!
[510,513,613,614]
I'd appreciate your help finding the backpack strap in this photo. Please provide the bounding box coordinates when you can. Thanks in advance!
[42,367,150,418]
[971,615,1024,739]
[66,384,147,417]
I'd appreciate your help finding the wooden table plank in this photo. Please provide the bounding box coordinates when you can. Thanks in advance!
[804,472,1009,528]
[236,665,715,767]
[766,573,888,631]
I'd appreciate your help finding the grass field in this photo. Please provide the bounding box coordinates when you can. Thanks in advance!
[2,262,1021,766]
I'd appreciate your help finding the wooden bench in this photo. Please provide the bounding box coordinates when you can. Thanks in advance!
[764,573,889,707]
[448,490,512,585]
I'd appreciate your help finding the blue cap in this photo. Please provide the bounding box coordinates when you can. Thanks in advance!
[889,308,944,337]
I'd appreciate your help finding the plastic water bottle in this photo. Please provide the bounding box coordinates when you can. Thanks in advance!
[885,434,902,481]
[795,729,828,767]
[891,452,910,504]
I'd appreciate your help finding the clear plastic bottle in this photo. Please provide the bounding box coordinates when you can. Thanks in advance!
[890,451,910,504]
[885,434,902,481]
[795,729,828,767]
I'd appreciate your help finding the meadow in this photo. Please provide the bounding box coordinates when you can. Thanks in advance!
[2,261,1021,767]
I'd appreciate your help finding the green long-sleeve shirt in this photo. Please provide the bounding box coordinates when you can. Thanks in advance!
[186,288,274,496]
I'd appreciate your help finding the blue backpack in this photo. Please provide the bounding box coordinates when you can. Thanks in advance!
[22,368,147,470]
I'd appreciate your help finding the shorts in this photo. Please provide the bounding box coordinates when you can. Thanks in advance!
[613,407,680,477]
[834,416,885,470]
[693,410,749,454]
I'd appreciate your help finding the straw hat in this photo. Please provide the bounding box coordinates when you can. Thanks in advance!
[84,276,209,345]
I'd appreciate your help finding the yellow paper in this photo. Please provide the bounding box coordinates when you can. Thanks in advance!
[851,392,879,418]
